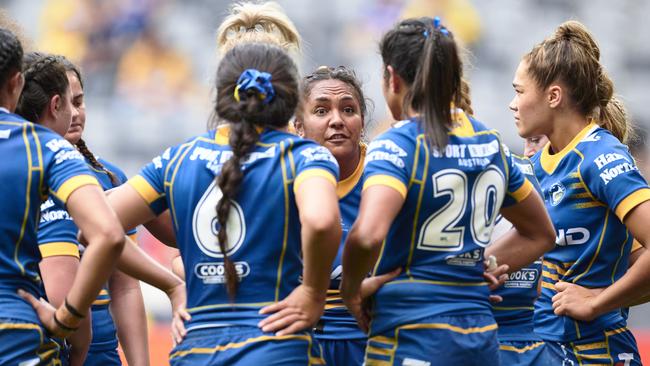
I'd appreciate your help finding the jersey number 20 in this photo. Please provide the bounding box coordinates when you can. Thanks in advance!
[417,167,505,251]
[192,181,246,258]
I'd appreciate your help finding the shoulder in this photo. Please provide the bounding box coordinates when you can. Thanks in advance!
[576,127,634,174]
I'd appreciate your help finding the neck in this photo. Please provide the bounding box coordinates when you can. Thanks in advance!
[337,146,361,180]
[546,111,591,154]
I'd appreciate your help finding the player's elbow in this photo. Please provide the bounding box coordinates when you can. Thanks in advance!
[301,207,340,236]
[350,220,385,251]
[536,221,556,253]
[94,221,126,256]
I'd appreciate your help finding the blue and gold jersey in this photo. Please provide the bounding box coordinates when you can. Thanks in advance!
[317,145,366,340]
[128,126,339,330]
[0,110,98,322]
[491,155,544,341]
[363,111,533,335]
[38,157,136,307]
[532,122,650,341]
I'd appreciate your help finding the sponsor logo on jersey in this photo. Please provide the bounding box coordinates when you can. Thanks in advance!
[599,162,638,185]
[194,261,250,284]
[300,146,338,165]
[445,249,482,266]
[504,268,538,288]
[54,149,84,165]
[556,227,590,246]
[548,182,566,206]
[0,129,9,139]
[45,138,73,153]
[39,209,72,223]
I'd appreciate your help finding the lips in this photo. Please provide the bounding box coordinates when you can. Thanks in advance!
[327,133,348,141]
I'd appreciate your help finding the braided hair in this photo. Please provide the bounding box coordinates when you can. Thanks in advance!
[212,42,298,299]
[0,27,22,91]
[55,54,119,186]
[16,53,69,123]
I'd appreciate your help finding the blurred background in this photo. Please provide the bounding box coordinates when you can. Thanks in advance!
[3,0,650,364]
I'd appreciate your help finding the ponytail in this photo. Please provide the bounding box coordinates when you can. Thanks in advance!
[406,19,461,150]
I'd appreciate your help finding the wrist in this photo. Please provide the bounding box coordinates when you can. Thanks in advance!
[54,307,81,335]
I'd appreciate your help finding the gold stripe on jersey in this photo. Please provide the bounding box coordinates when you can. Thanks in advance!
[168,141,196,230]
[293,168,337,193]
[337,144,366,198]
[186,301,275,313]
[572,211,609,283]
[574,342,607,351]
[614,188,650,221]
[39,242,80,258]
[631,239,643,253]
[406,135,428,279]
[128,175,163,203]
[499,341,545,353]
[29,124,45,201]
[53,175,100,204]
[363,175,407,198]
[277,140,292,302]
[605,327,628,336]
[610,229,629,283]
[540,122,597,174]
[507,178,533,202]
[492,306,535,311]
[448,110,476,137]
[169,333,313,359]
[386,279,487,287]
[398,321,498,334]
[16,124,35,276]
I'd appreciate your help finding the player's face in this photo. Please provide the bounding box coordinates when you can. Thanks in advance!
[299,79,363,161]
[510,60,551,138]
[49,87,77,136]
[64,72,85,144]
[523,135,549,158]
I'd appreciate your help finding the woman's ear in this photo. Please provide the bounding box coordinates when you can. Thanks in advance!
[547,84,562,109]
[293,118,305,137]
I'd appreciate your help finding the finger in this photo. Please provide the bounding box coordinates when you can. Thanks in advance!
[554,304,565,316]
[488,295,503,304]
[262,313,302,333]
[276,319,312,336]
[17,290,41,309]
[258,307,297,329]
[179,308,192,321]
[551,292,563,303]
[554,281,568,292]
[483,271,498,285]
[259,300,286,315]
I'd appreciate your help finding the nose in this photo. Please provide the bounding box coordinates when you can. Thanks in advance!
[508,96,517,112]
[328,109,344,129]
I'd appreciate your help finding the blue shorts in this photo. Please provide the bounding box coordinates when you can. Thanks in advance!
[499,340,552,366]
[0,318,61,365]
[544,326,641,365]
[169,326,324,366]
[84,306,120,366]
[365,314,500,366]
[317,338,365,366]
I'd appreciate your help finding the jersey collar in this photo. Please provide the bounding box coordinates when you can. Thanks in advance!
[337,143,366,198]
[540,121,597,174]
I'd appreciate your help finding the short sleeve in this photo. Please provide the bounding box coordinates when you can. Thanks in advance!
[582,142,650,221]
[502,144,534,207]
[127,147,174,215]
[42,134,99,206]
[37,197,80,258]
[362,127,416,198]
[292,141,339,193]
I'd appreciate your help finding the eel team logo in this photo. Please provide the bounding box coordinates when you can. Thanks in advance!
[548,182,566,206]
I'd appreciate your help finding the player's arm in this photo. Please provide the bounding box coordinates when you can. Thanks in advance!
[170,249,184,280]
[22,184,126,337]
[258,174,341,335]
[340,184,405,332]
[108,269,149,366]
[40,255,91,366]
[143,210,176,247]
[486,190,555,273]
[553,200,650,320]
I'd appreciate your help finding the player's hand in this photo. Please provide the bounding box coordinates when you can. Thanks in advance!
[258,285,325,336]
[18,289,79,338]
[484,263,509,291]
[342,268,401,333]
[552,281,600,321]
[171,307,191,346]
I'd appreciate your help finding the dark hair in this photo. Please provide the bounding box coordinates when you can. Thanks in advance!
[0,28,23,89]
[16,53,69,123]
[380,17,466,150]
[212,42,298,299]
[297,65,368,121]
[54,54,119,186]
[525,20,631,142]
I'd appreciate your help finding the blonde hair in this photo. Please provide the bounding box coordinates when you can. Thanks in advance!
[216,2,301,55]
[0,9,32,52]
[525,20,631,142]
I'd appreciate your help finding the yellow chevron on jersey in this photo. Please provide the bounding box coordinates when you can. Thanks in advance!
[363,112,530,336]
[531,122,650,342]
[129,126,339,330]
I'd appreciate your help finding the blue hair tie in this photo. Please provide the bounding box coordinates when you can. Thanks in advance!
[433,16,450,36]
[233,69,275,104]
